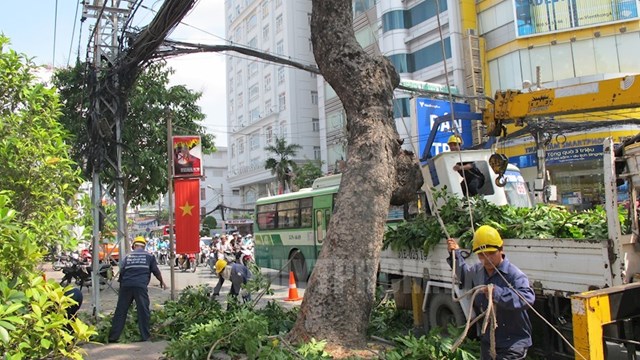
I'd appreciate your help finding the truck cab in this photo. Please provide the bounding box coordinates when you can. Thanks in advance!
[423,149,533,209]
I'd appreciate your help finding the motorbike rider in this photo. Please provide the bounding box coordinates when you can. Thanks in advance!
[109,236,166,343]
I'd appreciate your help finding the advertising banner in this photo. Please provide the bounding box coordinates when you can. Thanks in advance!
[514,0,638,37]
[174,178,201,254]
[415,98,473,160]
[173,135,202,178]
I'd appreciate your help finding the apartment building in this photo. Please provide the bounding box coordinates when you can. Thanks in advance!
[225,0,320,208]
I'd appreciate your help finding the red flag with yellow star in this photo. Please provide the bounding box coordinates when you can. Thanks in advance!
[174,178,200,254]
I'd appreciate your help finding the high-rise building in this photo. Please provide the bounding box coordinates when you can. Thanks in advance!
[225,0,320,208]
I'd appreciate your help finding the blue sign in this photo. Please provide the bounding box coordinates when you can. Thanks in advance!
[416,99,473,160]
[509,145,604,168]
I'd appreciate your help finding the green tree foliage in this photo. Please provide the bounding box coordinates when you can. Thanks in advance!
[0,36,94,359]
[293,160,324,190]
[53,61,216,208]
[202,215,217,231]
[264,137,302,193]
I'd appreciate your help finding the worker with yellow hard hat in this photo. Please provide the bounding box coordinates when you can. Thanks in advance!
[211,258,230,298]
[109,235,165,343]
[446,225,535,359]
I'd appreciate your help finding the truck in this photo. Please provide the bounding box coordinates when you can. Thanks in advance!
[381,75,640,359]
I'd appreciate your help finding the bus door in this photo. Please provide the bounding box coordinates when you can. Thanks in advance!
[313,208,331,257]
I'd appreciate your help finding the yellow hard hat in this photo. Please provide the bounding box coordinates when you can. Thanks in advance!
[447,135,462,145]
[133,236,147,247]
[471,225,503,254]
[215,259,228,274]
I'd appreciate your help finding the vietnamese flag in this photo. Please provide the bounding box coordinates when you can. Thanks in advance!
[174,178,200,254]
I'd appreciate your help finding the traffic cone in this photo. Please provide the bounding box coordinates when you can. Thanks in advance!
[284,271,303,301]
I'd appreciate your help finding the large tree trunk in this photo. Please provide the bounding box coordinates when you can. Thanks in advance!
[287,0,423,352]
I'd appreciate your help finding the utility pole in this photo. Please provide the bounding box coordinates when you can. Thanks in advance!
[84,0,134,317]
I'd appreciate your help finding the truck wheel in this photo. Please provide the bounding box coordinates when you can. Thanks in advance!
[428,293,465,330]
[289,251,308,282]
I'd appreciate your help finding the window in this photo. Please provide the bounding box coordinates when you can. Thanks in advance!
[231,144,236,158]
[311,91,318,105]
[239,138,245,154]
[257,203,276,229]
[234,26,242,42]
[236,70,243,86]
[249,84,259,101]
[277,200,300,229]
[200,188,206,200]
[280,120,287,138]
[277,66,285,83]
[275,0,282,8]
[200,207,206,220]
[248,36,257,49]
[237,92,243,109]
[263,25,269,41]
[276,14,283,33]
[248,62,258,78]
[262,1,269,18]
[237,115,244,128]
[229,99,234,114]
[312,118,319,132]
[250,107,260,123]
[264,74,271,91]
[265,126,273,144]
[314,146,321,160]
[309,38,313,52]
[257,198,312,230]
[278,92,286,111]
[233,189,240,196]
[229,77,234,92]
[307,12,312,26]
[246,13,257,32]
[276,40,284,55]
[265,99,272,114]
[250,133,260,150]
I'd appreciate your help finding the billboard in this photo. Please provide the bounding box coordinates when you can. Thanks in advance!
[173,135,202,178]
[514,0,638,37]
[415,98,474,160]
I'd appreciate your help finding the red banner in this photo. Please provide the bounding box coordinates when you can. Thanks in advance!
[174,178,200,254]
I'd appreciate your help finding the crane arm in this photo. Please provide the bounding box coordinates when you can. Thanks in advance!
[483,75,640,136]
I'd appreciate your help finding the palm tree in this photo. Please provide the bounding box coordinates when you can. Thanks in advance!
[264,137,302,193]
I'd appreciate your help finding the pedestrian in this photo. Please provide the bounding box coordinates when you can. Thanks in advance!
[109,236,166,343]
[447,135,485,196]
[447,225,535,360]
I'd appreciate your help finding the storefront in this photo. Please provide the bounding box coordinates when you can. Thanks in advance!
[498,124,640,210]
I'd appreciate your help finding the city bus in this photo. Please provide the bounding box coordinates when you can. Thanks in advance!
[253,174,407,281]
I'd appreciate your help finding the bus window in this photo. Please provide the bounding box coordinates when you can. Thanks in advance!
[301,197,313,228]
[257,203,276,230]
[278,200,299,228]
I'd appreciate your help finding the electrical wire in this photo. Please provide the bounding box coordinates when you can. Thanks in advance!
[53,0,59,67]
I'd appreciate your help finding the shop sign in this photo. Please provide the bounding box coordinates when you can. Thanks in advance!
[514,0,638,38]
[509,145,604,168]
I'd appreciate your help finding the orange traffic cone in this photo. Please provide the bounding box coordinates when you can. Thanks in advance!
[284,271,303,301]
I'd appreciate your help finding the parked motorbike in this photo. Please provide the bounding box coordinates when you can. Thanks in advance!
[52,252,72,271]
[59,258,112,290]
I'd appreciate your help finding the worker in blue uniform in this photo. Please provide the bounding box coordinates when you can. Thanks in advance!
[109,236,165,342]
[447,225,535,360]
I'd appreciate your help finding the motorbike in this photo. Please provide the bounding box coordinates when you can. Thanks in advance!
[52,252,72,271]
[177,253,197,273]
[59,258,113,290]
[157,248,168,265]
[240,245,254,266]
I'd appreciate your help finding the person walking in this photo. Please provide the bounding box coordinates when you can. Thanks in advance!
[109,236,166,343]
[447,225,535,360]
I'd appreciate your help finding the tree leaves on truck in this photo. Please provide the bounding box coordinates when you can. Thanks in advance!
[383,188,630,254]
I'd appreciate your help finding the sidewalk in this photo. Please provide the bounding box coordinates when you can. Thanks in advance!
[44,264,303,359]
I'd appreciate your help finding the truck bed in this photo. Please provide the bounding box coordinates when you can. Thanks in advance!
[380,238,614,297]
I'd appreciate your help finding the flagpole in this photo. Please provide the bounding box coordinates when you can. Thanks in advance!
[166,111,176,300]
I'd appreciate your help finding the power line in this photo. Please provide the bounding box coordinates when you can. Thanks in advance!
[53,0,59,66]
[67,0,81,67]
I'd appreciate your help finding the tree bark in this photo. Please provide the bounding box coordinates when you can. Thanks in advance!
[287,0,423,351]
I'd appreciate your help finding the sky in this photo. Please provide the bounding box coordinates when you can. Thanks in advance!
[0,0,229,147]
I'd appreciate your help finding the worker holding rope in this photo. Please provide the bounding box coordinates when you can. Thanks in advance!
[447,225,535,360]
